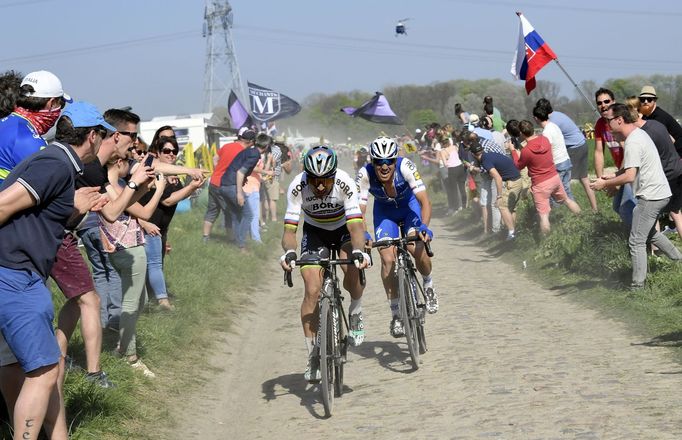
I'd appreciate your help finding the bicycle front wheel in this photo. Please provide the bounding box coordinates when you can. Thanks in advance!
[319,296,335,416]
[398,267,420,369]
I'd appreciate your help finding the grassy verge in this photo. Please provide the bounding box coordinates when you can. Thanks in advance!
[0,191,282,439]
[441,180,682,363]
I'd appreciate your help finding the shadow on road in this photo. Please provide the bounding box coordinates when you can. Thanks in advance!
[548,280,603,296]
[632,330,682,348]
[261,373,332,419]
[350,339,418,374]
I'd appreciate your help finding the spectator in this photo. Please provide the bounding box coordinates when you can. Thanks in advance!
[0,102,108,439]
[467,113,493,141]
[511,120,581,234]
[149,125,176,153]
[536,98,598,212]
[594,87,636,225]
[483,95,505,132]
[639,86,682,155]
[533,105,574,201]
[203,127,255,242]
[101,154,163,378]
[219,132,271,251]
[139,136,206,310]
[438,136,467,215]
[455,103,470,126]
[468,142,524,240]
[262,135,281,222]
[590,103,682,289]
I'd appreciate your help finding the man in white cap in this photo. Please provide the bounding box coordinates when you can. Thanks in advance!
[0,70,72,184]
[639,85,682,154]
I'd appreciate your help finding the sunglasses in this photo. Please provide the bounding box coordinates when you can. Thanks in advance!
[127,146,143,155]
[161,147,178,155]
[372,158,397,167]
[118,131,138,141]
[596,98,612,106]
[639,97,656,103]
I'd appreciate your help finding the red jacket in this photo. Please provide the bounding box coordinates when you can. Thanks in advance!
[510,135,557,185]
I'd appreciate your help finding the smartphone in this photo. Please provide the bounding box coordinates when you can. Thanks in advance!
[144,154,154,167]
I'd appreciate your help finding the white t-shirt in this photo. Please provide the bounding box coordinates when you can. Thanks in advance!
[284,169,362,231]
[543,121,570,165]
[622,128,671,200]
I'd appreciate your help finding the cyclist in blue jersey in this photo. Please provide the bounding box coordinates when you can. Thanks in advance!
[357,136,438,338]
[280,146,370,382]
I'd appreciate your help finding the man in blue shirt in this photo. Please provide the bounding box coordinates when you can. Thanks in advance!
[469,142,523,240]
[220,132,271,250]
[0,101,111,440]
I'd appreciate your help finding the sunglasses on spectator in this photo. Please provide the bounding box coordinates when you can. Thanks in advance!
[161,147,178,155]
[639,97,656,103]
[127,146,143,155]
[596,98,612,106]
[372,158,397,166]
[118,131,138,141]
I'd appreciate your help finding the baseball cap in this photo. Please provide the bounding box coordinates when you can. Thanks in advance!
[639,86,657,99]
[20,70,72,102]
[237,126,256,141]
[469,114,480,125]
[415,128,422,134]
[61,101,116,131]
[469,141,483,155]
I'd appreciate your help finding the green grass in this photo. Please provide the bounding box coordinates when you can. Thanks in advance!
[0,191,283,439]
[443,179,682,362]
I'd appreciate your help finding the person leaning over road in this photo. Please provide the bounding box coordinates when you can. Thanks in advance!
[590,103,682,289]
[356,136,438,339]
[0,103,109,440]
[138,136,206,311]
[263,136,282,222]
[594,88,636,225]
[536,98,598,212]
[639,86,682,155]
[467,141,524,241]
[625,96,682,242]
[220,132,270,251]
[203,127,255,242]
[510,120,581,234]
[280,146,370,382]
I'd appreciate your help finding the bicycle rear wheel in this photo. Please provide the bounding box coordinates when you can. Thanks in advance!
[398,267,420,369]
[319,297,335,416]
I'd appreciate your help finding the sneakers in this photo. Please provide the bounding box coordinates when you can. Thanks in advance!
[304,351,321,383]
[389,316,405,338]
[85,370,116,388]
[129,358,156,378]
[629,282,645,291]
[425,287,439,314]
[349,312,365,347]
[506,232,516,241]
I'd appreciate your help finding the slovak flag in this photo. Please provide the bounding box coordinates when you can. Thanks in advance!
[510,12,557,94]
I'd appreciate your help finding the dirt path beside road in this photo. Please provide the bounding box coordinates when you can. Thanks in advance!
[171,217,682,439]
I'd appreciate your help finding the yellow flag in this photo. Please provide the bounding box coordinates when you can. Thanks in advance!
[403,142,417,153]
[200,144,213,172]
[184,142,196,168]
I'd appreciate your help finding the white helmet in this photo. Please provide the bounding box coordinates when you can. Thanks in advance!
[303,145,337,178]
[369,136,398,160]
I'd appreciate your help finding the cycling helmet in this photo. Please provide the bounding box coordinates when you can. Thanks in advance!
[369,136,398,160]
[303,145,337,178]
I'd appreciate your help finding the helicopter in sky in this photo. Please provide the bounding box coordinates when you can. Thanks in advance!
[395,18,410,36]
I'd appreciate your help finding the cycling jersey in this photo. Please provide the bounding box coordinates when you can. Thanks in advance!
[356,157,427,240]
[0,113,46,183]
[356,157,425,209]
[284,169,363,231]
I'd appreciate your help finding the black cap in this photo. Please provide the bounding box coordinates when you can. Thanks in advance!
[469,142,483,155]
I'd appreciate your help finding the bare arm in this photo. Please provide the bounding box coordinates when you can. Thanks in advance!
[161,176,205,207]
[590,167,636,190]
[594,138,605,178]
[281,226,297,252]
[0,182,35,225]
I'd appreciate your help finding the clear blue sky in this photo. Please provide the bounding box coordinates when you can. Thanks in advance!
[3,0,681,121]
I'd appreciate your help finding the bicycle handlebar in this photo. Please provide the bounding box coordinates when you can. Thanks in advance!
[283,258,366,287]
[371,235,434,257]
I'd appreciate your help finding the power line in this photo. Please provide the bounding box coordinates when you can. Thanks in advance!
[444,0,682,17]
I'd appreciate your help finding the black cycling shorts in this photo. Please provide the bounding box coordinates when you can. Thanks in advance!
[301,222,351,256]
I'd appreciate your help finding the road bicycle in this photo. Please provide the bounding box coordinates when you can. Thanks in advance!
[284,248,366,417]
[372,233,433,369]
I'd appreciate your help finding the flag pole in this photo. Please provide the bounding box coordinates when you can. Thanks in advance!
[552,59,600,117]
